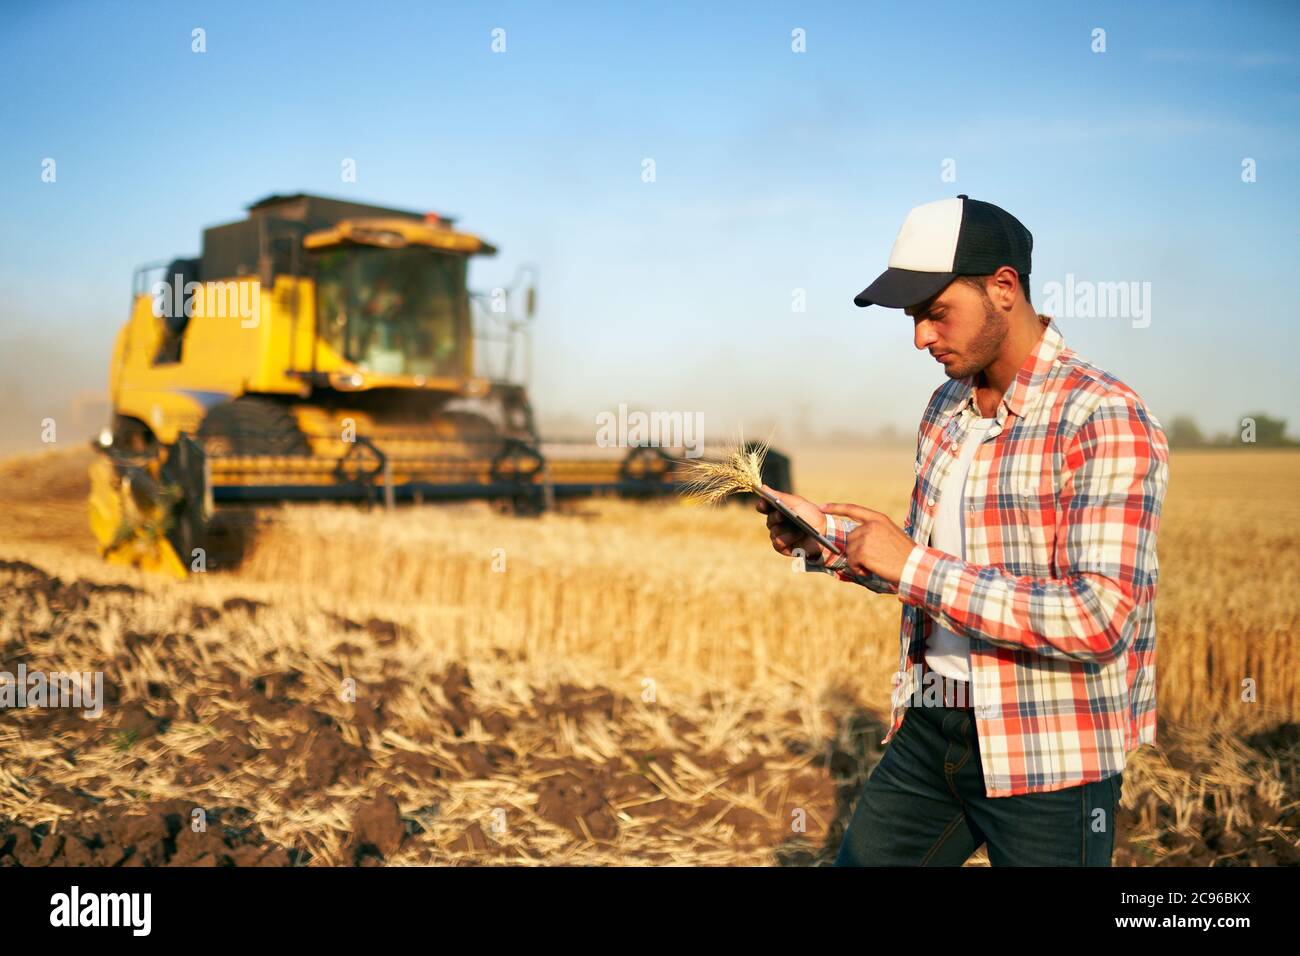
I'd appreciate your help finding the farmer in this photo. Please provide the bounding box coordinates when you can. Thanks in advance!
[759,195,1169,866]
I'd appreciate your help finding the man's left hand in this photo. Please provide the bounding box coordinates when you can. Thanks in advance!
[820,503,916,585]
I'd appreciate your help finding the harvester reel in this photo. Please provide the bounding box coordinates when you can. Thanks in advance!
[489,438,546,514]
[334,436,388,488]
[619,445,674,483]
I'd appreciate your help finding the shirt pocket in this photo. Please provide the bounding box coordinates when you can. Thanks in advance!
[1012,470,1059,576]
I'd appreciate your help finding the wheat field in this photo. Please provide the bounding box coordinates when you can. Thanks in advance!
[0,445,1296,866]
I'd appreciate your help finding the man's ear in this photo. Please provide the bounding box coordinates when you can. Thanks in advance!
[991,266,1020,309]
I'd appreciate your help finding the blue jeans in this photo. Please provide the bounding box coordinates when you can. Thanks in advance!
[834,703,1123,866]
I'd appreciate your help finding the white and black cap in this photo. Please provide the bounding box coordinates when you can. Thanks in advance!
[853,195,1033,308]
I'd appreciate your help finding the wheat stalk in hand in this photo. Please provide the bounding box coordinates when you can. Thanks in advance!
[678,440,768,504]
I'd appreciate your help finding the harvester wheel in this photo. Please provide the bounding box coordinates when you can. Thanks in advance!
[199,397,311,457]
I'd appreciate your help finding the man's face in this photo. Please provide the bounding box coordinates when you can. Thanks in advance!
[906,279,1007,380]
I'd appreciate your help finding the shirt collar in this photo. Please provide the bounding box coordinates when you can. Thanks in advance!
[941,314,1064,425]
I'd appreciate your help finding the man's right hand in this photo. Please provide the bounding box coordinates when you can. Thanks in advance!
[755,485,828,562]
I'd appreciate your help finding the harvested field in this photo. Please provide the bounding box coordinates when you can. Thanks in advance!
[0,446,1297,866]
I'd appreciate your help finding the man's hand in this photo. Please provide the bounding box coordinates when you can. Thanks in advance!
[755,485,827,562]
[821,503,916,585]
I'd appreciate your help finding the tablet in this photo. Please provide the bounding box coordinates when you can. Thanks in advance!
[753,486,843,556]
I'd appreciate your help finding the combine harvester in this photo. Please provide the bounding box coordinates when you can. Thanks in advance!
[89,194,791,577]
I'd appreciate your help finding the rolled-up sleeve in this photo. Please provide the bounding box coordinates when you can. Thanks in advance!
[805,514,902,596]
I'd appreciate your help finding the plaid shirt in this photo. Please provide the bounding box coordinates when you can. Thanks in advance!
[810,315,1169,796]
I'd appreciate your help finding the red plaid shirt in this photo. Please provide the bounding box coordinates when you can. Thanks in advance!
[811,315,1169,796]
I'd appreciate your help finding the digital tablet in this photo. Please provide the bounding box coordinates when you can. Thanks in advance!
[753,485,843,556]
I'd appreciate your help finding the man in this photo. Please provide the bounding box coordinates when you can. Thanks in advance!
[759,195,1169,866]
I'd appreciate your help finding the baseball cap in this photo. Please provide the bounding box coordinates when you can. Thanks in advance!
[853,195,1033,309]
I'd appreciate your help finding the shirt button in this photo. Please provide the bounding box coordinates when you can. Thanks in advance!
[949,442,959,452]
[927,497,936,507]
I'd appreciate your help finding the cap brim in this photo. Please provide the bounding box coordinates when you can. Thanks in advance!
[853,268,957,309]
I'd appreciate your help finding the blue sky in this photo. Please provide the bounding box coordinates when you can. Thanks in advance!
[1,0,1297,444]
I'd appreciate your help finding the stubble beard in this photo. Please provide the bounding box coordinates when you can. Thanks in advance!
[945,297,1007,381]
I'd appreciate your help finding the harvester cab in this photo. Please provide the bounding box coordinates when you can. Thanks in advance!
[88,193,792,577]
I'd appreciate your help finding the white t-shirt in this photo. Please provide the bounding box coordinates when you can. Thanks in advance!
[925,416,997,681]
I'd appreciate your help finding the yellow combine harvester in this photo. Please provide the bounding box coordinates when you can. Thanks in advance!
[89,193,791,576]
